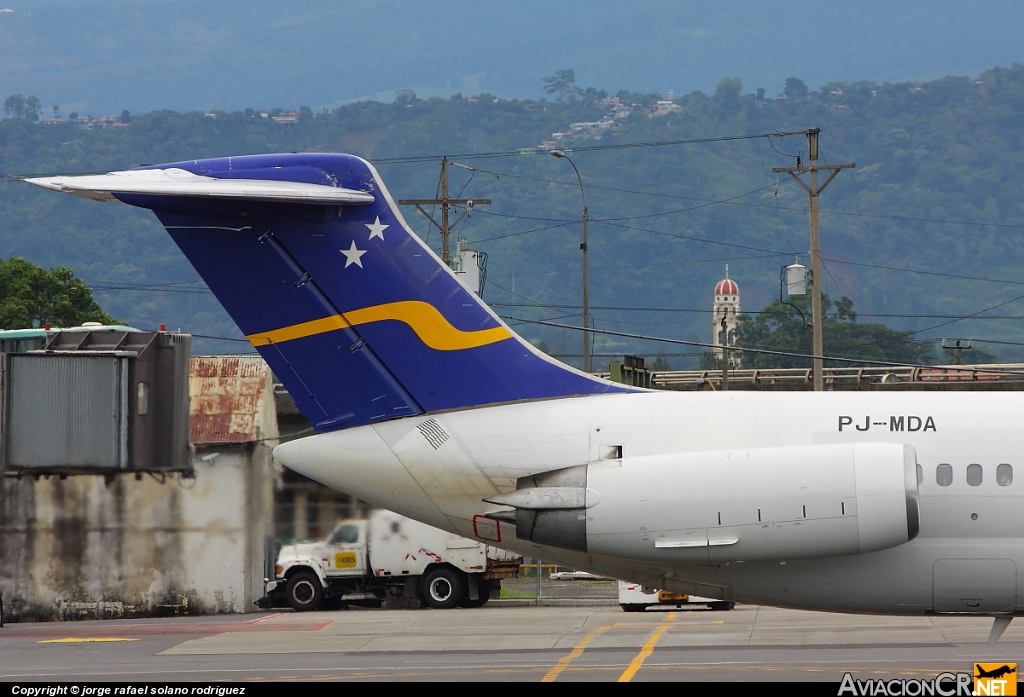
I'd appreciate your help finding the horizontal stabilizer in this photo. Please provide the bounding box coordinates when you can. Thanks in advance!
[25,168,375,205]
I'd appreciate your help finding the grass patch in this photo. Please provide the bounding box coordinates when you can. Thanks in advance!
[499,586,547,599]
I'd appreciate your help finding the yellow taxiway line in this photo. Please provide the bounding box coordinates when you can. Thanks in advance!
[618,612,678,682]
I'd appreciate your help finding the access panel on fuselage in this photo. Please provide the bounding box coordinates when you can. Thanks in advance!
[932,558,1016,613]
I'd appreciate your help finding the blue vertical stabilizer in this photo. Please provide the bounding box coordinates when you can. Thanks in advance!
[27,153,635,431]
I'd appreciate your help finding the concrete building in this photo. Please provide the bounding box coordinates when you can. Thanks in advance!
[0,356,277,621]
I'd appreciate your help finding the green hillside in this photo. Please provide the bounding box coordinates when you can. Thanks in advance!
[3,66,1024,365]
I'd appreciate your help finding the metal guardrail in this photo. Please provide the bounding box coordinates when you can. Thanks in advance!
[598,364,1024,389]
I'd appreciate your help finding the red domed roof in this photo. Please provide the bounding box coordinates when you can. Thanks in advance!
[715,278,739,296]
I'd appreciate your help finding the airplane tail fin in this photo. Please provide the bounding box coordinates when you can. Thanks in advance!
[27,154,632,431]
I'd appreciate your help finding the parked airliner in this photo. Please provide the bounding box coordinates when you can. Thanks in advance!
[25,153,1024,642]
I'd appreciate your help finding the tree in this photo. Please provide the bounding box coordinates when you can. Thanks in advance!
[784,77,808,100]
[699,351,722,370]
[542,69,582,103]
[119,109,131,123]
[3,94,42,121]
[0,258,117,329]
[393,88,417,105]
[735,294,935,369]
[649,354,674,371]
[712,77,743,105]
[3,93,24,117]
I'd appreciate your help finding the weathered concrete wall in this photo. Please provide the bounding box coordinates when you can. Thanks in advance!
[0,444,274,621]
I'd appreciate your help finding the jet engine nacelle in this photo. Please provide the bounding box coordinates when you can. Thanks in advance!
[491,442,919,563]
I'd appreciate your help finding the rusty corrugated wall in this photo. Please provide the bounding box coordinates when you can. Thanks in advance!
[189,355,271,447]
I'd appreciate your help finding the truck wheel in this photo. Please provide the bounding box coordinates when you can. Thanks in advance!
[710,601,735,611]
[285,570,324,612]
[422,568,464,609]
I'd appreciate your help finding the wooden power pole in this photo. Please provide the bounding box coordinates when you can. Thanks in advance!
[773,129,854,391]
[398,157,490,266]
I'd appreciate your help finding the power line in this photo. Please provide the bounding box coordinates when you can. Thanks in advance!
[593,183,777,223]
[190,333,251,343]
[888,292,1024,339]
[486,253,781,278]
[455,161,799,208]
[822,258,1024,288]
[819,291,1024,357]
[473,220,576,243]
[489,301,1024,321]
[371,131,793,165]
[90,284,214,295]
[594,219,793,255]
[472,181,778,225]
[450,160,1024,234]
[506,315,1024,377]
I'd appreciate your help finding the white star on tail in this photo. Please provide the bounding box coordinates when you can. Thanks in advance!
[341,241,367,268]
[366,216,389,240]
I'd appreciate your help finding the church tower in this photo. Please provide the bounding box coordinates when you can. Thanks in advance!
[712,266,741,367]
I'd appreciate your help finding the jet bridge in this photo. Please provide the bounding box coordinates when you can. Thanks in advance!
[0,327,191,475]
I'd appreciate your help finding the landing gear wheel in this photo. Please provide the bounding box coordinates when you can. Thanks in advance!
[422,568,464,609]
[620,604,648,612]
[285,570,324,611]
[710,601,735,611]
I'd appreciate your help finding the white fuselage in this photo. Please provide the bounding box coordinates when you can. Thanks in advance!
[274,390,1024,615]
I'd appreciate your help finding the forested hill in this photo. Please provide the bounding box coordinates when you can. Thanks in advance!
[3,65,1024,365]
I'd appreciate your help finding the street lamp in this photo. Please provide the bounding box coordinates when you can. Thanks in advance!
[550,149,591,373]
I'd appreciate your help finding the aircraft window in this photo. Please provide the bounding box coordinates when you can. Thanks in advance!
[997,464,1013,486]
[936,464,953,486]
[966,463,983,486]
[916,464,923,485]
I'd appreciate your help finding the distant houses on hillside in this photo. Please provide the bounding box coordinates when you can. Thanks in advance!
[36,110,306,127]
[537,95,642,150]
[271,112,300,125]
[40,115,129,128]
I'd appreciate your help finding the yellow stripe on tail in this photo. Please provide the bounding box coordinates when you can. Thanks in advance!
[247,300,511,351]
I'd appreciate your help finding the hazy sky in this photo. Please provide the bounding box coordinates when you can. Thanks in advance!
[1,1,1022,112]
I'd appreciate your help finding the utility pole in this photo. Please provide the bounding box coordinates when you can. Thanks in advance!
[721,314,729,391]
[398,157,491,266]
[942,338,973,365]
[549,149,591,373]
[773,129,854,391]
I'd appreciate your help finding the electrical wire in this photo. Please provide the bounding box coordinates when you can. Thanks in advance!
[593,183,777,223]
[491,301,1024,322]
[594,219,794,256]
[447,161,1024,234]
[823,292,1024,356]
[507,315,1024,376]
[473,220,577,243]
[371,131,798,165]
[486,253,781,278]
[822,258,1024,288]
